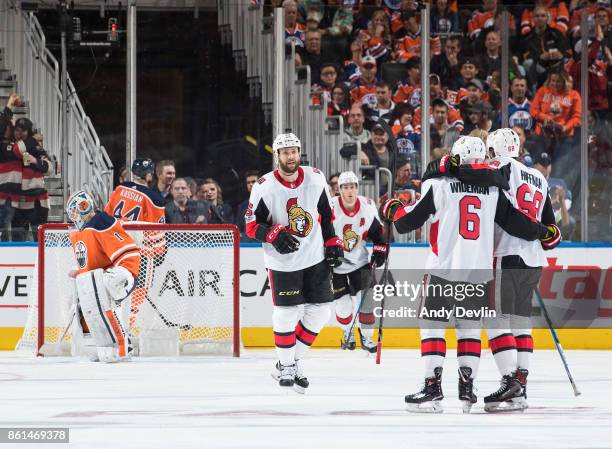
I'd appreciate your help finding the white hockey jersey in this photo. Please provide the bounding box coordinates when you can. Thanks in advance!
[245,166,337,272]
[331,195,384,274]
[492,158,552,267]
[391,176,546,283]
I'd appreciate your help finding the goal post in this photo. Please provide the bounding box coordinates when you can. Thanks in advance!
[18,223,241,357]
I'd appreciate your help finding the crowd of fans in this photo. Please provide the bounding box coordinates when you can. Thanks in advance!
[267,0,612,240]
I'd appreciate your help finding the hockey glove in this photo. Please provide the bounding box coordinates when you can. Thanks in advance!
[325,236,344,268]
[103,266,135,303]
[540,224,562,250]
[379,198,403,223]
[266,224,300,254]
[370,244,388,267]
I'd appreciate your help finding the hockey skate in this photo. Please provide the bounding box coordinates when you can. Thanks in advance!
[341,328,356,350]
[293,359,309,394]
[405,367,444,413]
[484,372,525,413]
[458,367,477,414]
[358,328,377,354]
[272,362,296,389]
[509,369,529,410]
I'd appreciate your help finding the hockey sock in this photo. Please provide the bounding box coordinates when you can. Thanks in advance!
[514,329,533,371]
[358,311,376,338]
[420,327,446,378]
[486,327,518,376]
[294,303,331,360]
[456,323,482,379]
[334,294,353,332]
[272,305,300,366]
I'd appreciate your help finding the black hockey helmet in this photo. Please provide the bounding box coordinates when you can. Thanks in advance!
[14,117,33,135]
[132,158,155,179]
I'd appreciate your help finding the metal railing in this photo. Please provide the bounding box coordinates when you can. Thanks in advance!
[0,1,113,208]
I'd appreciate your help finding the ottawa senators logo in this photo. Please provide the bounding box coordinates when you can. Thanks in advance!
[342,224,359,252]
[286,197,313,237]
[74,240,88,269]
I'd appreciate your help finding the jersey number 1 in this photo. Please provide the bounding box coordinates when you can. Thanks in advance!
[113,200,141,221]
[459,196,481,240]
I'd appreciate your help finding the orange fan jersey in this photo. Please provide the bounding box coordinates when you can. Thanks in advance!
[69,211,140,278]
[105,181,166,223]
[467,9,515,39]
[521,1,569,35]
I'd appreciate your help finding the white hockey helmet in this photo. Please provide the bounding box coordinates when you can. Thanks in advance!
[66,190,96,230]
[338,171,359,188]
[486,128,520,159]
[451,136,486,164]
[272,132,301,166]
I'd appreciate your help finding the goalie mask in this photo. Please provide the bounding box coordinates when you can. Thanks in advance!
[451,136,486,164]
[486,128,520,159]
[272,132,301,167]
[66,190,96,230]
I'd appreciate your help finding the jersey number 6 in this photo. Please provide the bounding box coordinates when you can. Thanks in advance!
[459,196,481,240]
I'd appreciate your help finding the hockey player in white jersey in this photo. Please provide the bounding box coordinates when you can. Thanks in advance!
[331,171,387,353]
[482,129,560,411]
[379,136,561,413]
[245,133,343,393]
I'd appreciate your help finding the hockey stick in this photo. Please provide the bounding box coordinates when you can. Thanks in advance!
[145,295,192,331]
[534,288,581,396]
[375,229,393,364]
[343,263,378,348]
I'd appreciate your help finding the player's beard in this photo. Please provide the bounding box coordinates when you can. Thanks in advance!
[278,158,299,175]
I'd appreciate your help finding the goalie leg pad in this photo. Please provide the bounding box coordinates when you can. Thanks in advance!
[76,269,127,360]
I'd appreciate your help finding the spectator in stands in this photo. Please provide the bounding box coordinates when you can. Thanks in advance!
[595,6,612,56]
[520,0,570,36]
[361,123,396,190]
[412,74,464,133]
[303,29,324,83]
[0,94,21,241]
[523,5,570,89]
[393,157,420,192]
[12,118,51,242]
[430,35,461,88]
[533,151,575,239]
[312,62,338,104]
[328,83,350,120]
[344,103,371,144]
[430,98,460,153]
[165,178,210,224]
[503,76,535,132]
[364,81,396,126]
[350,55,379,108]
[475,29,501,79]
[390,104,421,176]
[468,0,515,40]
[328,172,340,196]
[343,38,364,84]
[319,0,353,37]
[568,0,605,41]
[235,170,259,237]
[393,56,421,107]
[184,176,198,199]
[200,178,234,224]
[153,159,176,203]
[463,101,494,135]
[118,166,129,184]
[449,57,481,91]
[284,0,306,47]
[393,10,421,63]
[458,79,486,125]
[431,0,460,34]
[360,9,392,63]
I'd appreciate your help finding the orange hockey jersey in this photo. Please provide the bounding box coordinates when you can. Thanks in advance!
[69,211,140,278]
[521,1,569,35]
[105,181,166,223]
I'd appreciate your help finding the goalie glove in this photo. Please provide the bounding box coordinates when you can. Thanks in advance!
[324,236,344,268]
[103,265,135,302]
[379,198,403,223]
[266,224,300,254]
[370,244,388,268]
[540,224,562,250]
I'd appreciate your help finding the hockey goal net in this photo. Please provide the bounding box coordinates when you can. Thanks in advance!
[17,223,240,357]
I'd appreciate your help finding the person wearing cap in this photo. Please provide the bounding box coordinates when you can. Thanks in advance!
[344,103,371,144]
[449,56,481,91]
[361,123,396,191]
[10,117,51,242]
[392,56,421,105]
[522,5,569,89]
[463,100,494,135]
[350,55,379,108]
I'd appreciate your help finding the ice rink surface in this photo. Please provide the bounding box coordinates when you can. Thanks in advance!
[1,349,610,449]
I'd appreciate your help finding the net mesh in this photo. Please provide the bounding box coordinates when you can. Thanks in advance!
[17,224,239,356]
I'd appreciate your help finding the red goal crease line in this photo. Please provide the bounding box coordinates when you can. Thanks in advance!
[0,264,35,267]
[0,305,29,308]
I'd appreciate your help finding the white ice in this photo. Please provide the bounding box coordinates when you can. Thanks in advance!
[0,349,610,449]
